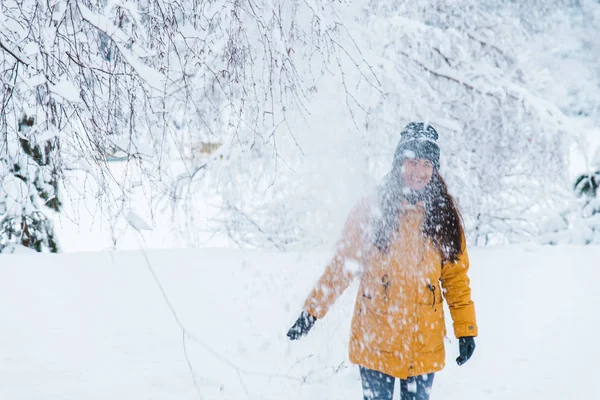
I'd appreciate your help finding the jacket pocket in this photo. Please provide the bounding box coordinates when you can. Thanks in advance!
[421,283,443,307]
[356,301,405,352]
[416,302,446,353]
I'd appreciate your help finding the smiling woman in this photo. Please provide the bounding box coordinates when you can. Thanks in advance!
[401,159,434,192]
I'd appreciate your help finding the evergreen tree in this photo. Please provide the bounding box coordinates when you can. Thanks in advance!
[0,114,61,253]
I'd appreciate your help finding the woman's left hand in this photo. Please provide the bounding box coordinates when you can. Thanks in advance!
[456,336,476,366]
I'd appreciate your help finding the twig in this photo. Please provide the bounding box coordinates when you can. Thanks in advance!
[0,41,30,66]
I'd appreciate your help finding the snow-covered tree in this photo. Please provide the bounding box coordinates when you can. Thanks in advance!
[189,0,593,249]
[356,0,581,245]
[1,0,364,249]
[2,0,596,250]
[0,114,62,252]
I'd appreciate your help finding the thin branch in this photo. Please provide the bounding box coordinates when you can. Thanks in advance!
[0,41,30,66]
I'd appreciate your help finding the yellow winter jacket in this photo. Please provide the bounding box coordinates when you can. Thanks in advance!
[304,199,478,379]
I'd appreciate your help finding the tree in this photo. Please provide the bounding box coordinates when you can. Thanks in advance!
[165,0,600,249]
[0,115,61,252]
[1,0,366,250]
[359,0,584,245]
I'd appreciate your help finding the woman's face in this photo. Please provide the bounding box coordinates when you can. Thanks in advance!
[401,158,434,191]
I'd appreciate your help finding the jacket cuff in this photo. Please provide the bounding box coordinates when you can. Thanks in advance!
[454,322,478,338]
[304,300,324,319]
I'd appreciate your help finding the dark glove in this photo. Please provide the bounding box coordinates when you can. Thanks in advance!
[456,336,476,366]
[286,311,317,340]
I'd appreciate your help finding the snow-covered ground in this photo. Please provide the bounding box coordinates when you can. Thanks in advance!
[0,244,597,399]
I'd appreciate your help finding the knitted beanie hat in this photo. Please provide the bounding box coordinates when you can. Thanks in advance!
[392,122,440,170]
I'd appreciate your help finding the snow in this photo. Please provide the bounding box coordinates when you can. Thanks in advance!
[34,127,63,143]
[109,137,155,158]
[0,175,30,215]
[0,245,597,399]
[2,1,599,396]
[22,74,47,88]
[78,4,165,89]
[592,144,600,169]
[126,210,153,231]
[50,77,81,103]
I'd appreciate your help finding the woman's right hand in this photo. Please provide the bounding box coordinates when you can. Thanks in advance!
[286,311,317,340]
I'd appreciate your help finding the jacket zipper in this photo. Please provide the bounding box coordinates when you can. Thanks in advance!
[427,284,436,308]
[382,274,390,302]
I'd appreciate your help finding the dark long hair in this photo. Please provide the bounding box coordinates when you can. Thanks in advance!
[373,168,464,263]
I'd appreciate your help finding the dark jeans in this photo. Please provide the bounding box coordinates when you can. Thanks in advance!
[359,366,435,400]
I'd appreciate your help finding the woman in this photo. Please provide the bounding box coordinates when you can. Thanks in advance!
[287,123,477,400]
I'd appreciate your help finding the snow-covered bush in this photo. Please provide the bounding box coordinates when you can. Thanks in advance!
[0,115,62,252]
[538,144,600,245]
[570,152,600,244]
